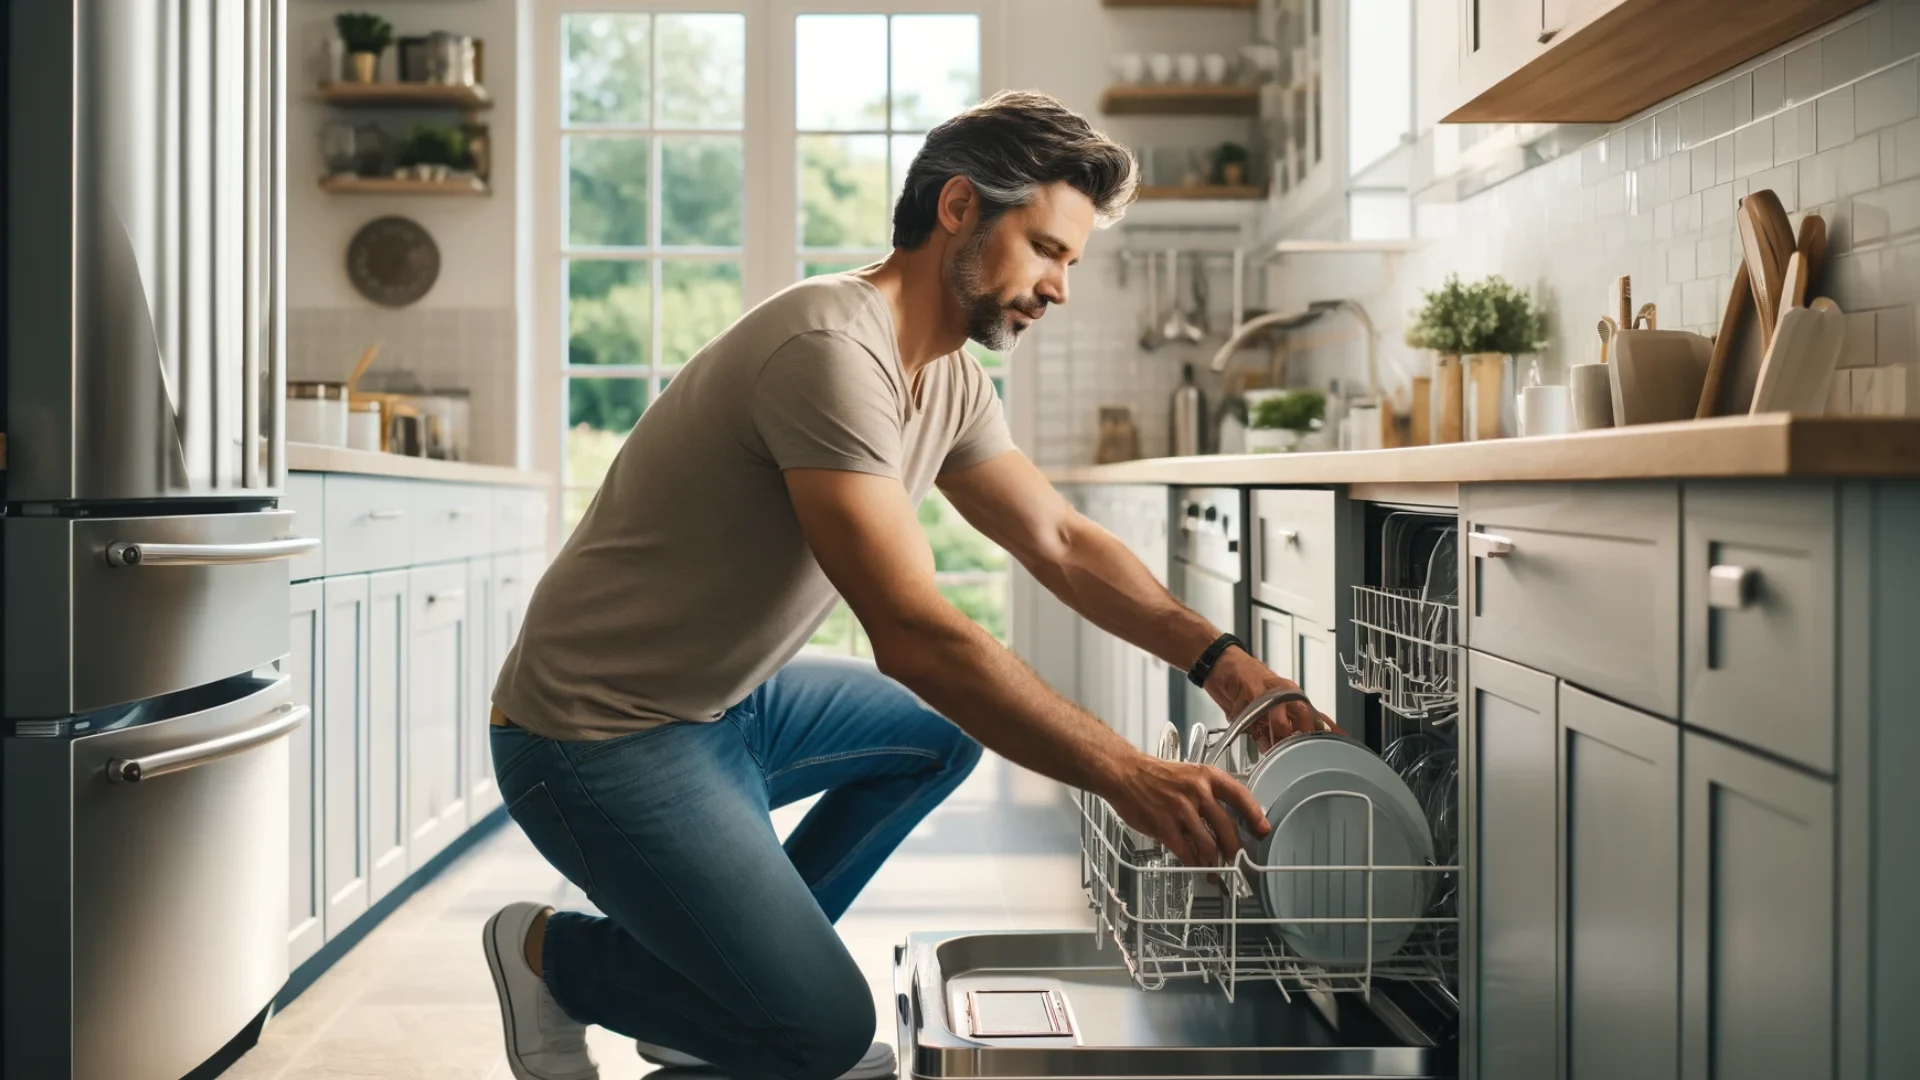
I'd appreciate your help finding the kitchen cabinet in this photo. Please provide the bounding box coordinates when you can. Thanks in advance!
[286,581,324,970]
[1559,684,1678,1080]
[1289,618,1339,727]
[367,568,410,902]
[322,575,373,938]
[465,557,502,824]
[407,563,472,869]
[1682,732,1834,1080]
[1249,604,1295,682]
[1463,649,1558,1080]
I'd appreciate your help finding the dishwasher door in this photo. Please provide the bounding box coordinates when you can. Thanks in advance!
[896,930,1449,1079]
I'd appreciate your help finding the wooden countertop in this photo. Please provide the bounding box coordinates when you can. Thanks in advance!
[289,443,547,486]
[1042,415,1920,486]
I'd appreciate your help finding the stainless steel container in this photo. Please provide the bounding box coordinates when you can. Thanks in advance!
[1170,363,1205,457]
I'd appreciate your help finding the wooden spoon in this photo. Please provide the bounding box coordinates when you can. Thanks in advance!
[1779,251,1808,321]
[1738,201,1783,352]
[346,342,381,395]
[1795,214,1828,296]
[1696,261,1750,419]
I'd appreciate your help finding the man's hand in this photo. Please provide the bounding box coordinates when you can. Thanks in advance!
[1102,756,1272,868]
[1204,647,1339,750]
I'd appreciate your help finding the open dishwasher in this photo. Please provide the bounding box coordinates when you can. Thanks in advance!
[894,504,1464,1079]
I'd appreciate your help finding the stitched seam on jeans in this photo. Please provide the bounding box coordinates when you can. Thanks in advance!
[807,771,944,895]
[569,723,678,766]
[764,746,943,785]
[506,781,597,895]
[493,734,548,780]
[553,749,802,1061]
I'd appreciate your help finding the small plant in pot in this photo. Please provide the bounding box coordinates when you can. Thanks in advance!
[1244,389,1326,453]
[1211,142,1250,187]
[1405,273,1544,443]
[399,123,467,182]
[336,12,393,84]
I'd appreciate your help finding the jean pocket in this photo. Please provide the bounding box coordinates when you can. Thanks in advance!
[506,781,596,896]
[568,722,678,766]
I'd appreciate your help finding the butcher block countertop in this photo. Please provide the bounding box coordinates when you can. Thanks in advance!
[289,443,547,486]
[1042,415,1920,487]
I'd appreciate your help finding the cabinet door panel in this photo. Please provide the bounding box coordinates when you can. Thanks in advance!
[286,581,323,969]
[1682,734,1833,1080]
[465,558,501,823]
[1560,685,1678,1080]
[407,564,469,868]
[1251,604,1296,683]
[1291,618,1339,731]
[367,570,409,902]
[1465,650,1558,1080]
[322,575,371,937]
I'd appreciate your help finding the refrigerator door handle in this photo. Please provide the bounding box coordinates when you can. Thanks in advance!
[105,535,320,567]
[105,702,307,783]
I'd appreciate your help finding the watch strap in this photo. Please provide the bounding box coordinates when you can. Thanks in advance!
[1186,632,1247,688]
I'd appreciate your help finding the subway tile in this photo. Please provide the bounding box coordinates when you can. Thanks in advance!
[1878,304,1919,365]
[1857,61,1920,136]
[1866,8,1898,72]
[1654,107,1680,160]
[1701,233,1738,277]
[1842,132,1882,196]
[1582,140,1606,186]
[1785,42,1824,106]
[1898,5,1920,61]
[1693,145,1718,194]
[1753,163,1800,211]
[1735,118,1775,179]
[1823,18,1875,90]
[1669,242,1699,283]
[1596,172,1627,217]
[1802,148,1843,206]
[1703,81,1737,142]
[1717,134,1737,186]
[1854,176,1920,240]
[1636,160,1667,210]
[1678,94,1707,150]
[1841,310,1879,368]
[1851,365,1876,414]
[1674,191,1703,234]
[1830,249,1888,308]
[1654,201,1675,240]
[1777,102,1818,165]
[1627,118,1651,169]
[1682,277,1719,326]
[1885,132,1901,187]
[1818,86,1858,152]
[1607,128,1628,177]
[1891,242,1920,298]
[1658,283,1685,327]
[1827,201,1856,254]
[1704,182,1737,230]
[1734,72,1755,128]
[1754,59,1787,120]
[1628,208,1655,244]
[1827,369,1854,416]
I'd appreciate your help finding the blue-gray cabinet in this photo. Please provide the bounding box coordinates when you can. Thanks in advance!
[367,568,410,903]
[407,563,471,869]
[322,575,372,938]
[287,581,325,970]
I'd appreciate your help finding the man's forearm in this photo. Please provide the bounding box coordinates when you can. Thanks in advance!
[1024,518,1220,672]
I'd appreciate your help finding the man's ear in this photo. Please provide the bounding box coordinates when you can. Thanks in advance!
[935,175,977,238]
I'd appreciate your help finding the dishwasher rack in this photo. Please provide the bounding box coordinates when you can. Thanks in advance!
[1340,584,1460,723]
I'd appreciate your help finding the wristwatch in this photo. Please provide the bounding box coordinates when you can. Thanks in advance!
[1186,632,1247,688]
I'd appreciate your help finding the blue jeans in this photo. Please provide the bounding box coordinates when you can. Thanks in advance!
[490,655,981,1080]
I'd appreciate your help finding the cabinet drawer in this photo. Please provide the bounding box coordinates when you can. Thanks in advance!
[323,476,416,575]
[411,483,490,565]
[493,487,549,553]
[1682,483,1835,773]
[283,473,326,581]
[1249,488,1346,628]
[1462,483,1681,718]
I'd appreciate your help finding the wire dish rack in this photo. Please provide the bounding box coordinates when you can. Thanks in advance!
[1341,585,1460,722]
[1077,693,1458,1005]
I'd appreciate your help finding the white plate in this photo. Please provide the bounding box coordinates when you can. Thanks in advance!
[1240,733,1434,968]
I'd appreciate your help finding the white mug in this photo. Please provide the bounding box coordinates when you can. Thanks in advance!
[1201,53,1230,84]
[1146,53,1174,84]
[1519,385,1573,437]
[1174,53,1201,85]
[1112,53,1145,84]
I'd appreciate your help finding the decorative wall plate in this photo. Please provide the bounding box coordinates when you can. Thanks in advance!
[346,216,440,307]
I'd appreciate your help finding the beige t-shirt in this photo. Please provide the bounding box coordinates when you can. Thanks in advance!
[494,274,1015,739]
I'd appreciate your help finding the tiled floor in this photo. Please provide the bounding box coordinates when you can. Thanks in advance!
[221,753,1091,1079]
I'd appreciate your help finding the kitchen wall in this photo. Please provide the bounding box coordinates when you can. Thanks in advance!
[285,0,522,466]
[1216,0,1920,441]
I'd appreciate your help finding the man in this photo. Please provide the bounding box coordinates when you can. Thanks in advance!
[482,90,1323,1080]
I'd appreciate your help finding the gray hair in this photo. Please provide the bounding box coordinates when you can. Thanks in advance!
[892,90,1138,250]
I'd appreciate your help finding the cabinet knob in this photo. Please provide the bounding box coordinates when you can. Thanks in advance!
[1467,531,1513,559]
[1273,528,1299,546]
[1707,565,1756,610]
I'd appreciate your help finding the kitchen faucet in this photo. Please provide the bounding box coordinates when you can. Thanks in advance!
[1206,297,1379,400]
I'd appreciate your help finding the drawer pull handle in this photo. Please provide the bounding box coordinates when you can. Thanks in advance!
[1272,528,1299,546]
[105,536,321,568]
[1707,565,1756,610]
[428,589,467,605]
[106,703,308,783]
[450,506,477,518]
[1467,531,1513,558]
[367,509,407,521]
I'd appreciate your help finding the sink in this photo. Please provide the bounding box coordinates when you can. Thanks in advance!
[894,930,1452,1078]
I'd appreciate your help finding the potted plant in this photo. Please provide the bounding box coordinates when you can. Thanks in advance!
[1405,274,1544,443]
[336,12,393,84]
[1244,388,1326,453]
[1211,142,1251,187]
[399,123,466,181]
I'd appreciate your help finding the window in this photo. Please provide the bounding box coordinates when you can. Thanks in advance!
[536,2,1009,647]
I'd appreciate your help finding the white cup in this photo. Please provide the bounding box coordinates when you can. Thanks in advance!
[1519,385,1573,437]
[1569,364,1616,430]
[1112,53,1145,84]
[1175,53,1201,84]
[1146,53,1174,84]
[1201,53,1230,84]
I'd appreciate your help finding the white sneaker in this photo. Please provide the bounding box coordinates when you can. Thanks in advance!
[635,1038,896,1079]
[484,903,600,1080]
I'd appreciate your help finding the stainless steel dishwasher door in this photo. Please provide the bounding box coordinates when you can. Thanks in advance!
[896,930,1445,1079]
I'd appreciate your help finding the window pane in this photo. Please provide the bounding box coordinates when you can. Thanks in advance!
[659,261,743,368]
[802,258,877,278]
[656,13,745,129]
[563,487,599,535]
[661,137,743,247]
[891,15,980,129]
[564,14,649,125]
[939,578,1007,641]
[799,134,888,249]
[964,340,1005,369]
[565,377,648,490]
[796,15,886,130]
[807,600,858,654]
[890,133,924,205]
[567,260,650,368]
[921,490,1007,574]
[567,136,650,247]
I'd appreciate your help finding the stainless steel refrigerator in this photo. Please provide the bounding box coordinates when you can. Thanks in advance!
[2,3,315,1079]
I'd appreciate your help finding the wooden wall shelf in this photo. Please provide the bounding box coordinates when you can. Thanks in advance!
[1137,185,1265,200]
[1100,85,1259,117]
[318,82,493,110]
[1102,0,1256,8]
[321,176,490,196]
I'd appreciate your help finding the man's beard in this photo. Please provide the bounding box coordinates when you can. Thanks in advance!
[952,224,1045,352]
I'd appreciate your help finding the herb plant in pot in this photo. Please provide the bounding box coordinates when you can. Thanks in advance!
[400,124,466,182]
[337,13,393,84]
[1405,274,1544,443]
[1244,389,1326,453]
